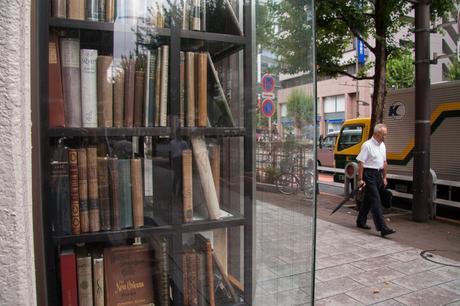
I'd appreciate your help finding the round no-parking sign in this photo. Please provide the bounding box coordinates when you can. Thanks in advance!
[261,99,275,118]
[261,73,275,92]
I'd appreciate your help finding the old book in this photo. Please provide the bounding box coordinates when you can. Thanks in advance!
[118,159,133,228]
[185,52,195,127]
[109,157,121,231]
[200,0,206,31]
[67,0,85,20]
[195,234,215,306]
[145,50,157,127]
[60,38,82,127]
[180,51,185,127]
[196,251,207,306]
[197,52,207,127]
[93,257,104,306]
[97,0,105,21]
[77,148,89,233]
[185,250,198,306]
[87,147,100,232]
[97,157,111,231]
[97,55,114,127]
[104,244,155,306]
[134,70,145,127]
[80,49,98,127]
[156,5,165,28]
[68,149,81,235]
[191,0,200,30]
[49,32,65,128]
[153,237,170,306]
[154,49,162,126]
[77,255,93,306]
[60,249,78,306]
[182,252,190,306]
[85,0,98,21]
[113,67,125,127]
[50,144,71,235]
[159,45,169,127]
[182,149,193,223]
[182,0,190,30]
[191,137,220,219]
[124,58,135,127]
[131,158,144,228]
[105,0,115,21]
[52,0,67,18]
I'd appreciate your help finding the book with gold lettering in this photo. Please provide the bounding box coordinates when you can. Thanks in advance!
[97,157,111,231]
[87,147,100,232]
[68,149,81,235]
[97,55,114,127]
[131,158,144,228]
[93,257,104,306]
[48,32,65,128]
[77,148,89,233]
[77,254,93,306]
[134,70,145,127]
[197,52,207,127]
[67,0,85,20]
[182,149,193,223]
[124,58,136,128]
[159,45,169,127]
[186,52,196,127]
[104,244,155,306]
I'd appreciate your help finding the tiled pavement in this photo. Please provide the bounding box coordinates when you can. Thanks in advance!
[253,198,460,305]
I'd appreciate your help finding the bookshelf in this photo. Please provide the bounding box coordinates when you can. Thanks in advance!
[37,0,254,305]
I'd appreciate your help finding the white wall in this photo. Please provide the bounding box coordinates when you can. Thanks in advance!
[0,0,36,305]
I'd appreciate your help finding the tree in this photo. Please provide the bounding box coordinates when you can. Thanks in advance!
[446,57,460,81]
[387,49,415,89]
[264,0,455,133]
[286,90,314,139]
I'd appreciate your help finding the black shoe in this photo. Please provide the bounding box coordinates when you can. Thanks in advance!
[380,228,396,238]
[357,224,371,230]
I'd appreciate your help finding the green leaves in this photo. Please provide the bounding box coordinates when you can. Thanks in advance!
[386,49,414,89]
[286,90,314,130]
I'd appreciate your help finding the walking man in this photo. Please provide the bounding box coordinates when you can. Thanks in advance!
[356,123,396,237]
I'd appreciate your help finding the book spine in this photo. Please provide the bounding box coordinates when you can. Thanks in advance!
[145,50,157,127]
[191,0,200,30]
[97,157,111,231]
[144,52,151,127]
[160,238,170,306]
[185,52,195,127]
[124,59,135,127]
[180,51,185,127]
[113,67,125,127]
[118,159,133,228]
[97,0,105,21]
[77,148,89,233]
[60,38,82,127]
[188,251,198,306]
[87,147,100,232]
[48,32,66,128]
[134,70,145,127]
[77,256,93,306]
[196,252,206,306]
[52,0,67,18]
[182,149,193,223]
[159,45,169,127]
[60,251,78,306]
[68,149,81,235]
[105,0,115,22]
[182,0,190,30]
[108,157,121,230]
[182,252,189,306]
[97,55,114,127]
[80,49,98,127]
[205,240,215,306]
[93,257,104,306]
[50,147,71,235]
[131,158,144,228]
[200,0,206,31]
[154,49,162,126]
[191,137,220,219]
[67,0,85,20]
[85,0,98,21]
[197,52,207,127]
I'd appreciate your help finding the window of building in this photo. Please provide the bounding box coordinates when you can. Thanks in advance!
[323,95,345,113]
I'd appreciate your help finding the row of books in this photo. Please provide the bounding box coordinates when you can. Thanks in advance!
[60,239,169,306]
[52,145,146,235]
[51,0,168,27]
[49,32,169,128]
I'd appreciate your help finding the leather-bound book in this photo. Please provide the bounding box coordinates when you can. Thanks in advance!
[145,50,157,127]
[52,0,66,18]
[77,254,93,306]
[185,52,195,127]
[154,49,162,126]
[191,0,201,31]
[60,38,82,127]
[97,55,114,127]
[118,159,133,228]
[179,51,185,127]
[80,49,98,127]
[113,67,125,127]
[134,70,145,127]
[85,0,98,21]
[67,0,85,20]
[77,148,89,233]
[196,250,207,306]
[108,157,121,231]
[153,237,170,306]
[68,149,81,235]
[197,52,207,127]
[93,257,104,306]
[60,249,78,306]
[182,252,189,306]
[182,149,193,223]
[124,59,135,127]
[131,158,144,228]
[87,147,100,232]
[48,32,65,128]
[195,234,215,306]
[105,0,115,21]
[159,45,169,127]
[186,250,198,306]
[97,0,105,21]
[97,157,111,231]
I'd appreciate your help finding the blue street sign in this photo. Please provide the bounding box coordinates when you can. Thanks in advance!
[357,39,366,64]
[261,99,275,118]
[261,74,275,92]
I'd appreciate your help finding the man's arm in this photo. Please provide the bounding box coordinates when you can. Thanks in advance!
[358,161,365,187]
[383,161,388,186]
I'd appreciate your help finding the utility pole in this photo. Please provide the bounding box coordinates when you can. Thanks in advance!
[413,0,432,222]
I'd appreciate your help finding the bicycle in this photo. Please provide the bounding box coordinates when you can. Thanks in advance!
[275,159,315,199]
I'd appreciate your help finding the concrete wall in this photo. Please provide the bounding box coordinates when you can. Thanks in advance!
[0,0,36,305]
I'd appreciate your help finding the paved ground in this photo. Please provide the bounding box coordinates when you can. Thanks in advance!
[253,190,460,305]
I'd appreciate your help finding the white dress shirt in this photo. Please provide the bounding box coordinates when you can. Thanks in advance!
[356,137,386,169]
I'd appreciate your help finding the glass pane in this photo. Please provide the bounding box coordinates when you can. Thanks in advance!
[336,95,346,112]
[324,97,336,113]
[338,125,364,151]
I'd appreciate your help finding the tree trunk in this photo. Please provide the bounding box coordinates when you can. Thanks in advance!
[370,0,388,138]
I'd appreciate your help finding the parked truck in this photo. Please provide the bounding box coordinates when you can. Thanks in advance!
[333,80,460,211]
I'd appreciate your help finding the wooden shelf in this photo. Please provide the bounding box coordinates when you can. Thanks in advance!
[177,127,245,137]
[48,127,171,137]
[180,30,245,44]
[180,214,245,233]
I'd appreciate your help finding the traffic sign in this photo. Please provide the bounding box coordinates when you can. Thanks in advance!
[262,92,275,99]
[261,98,275,118]
[261,73,275,92]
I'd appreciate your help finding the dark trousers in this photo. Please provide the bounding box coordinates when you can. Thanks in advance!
[357,168,388,231]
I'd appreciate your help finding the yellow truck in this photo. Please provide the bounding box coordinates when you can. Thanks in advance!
[333,80,460,210]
